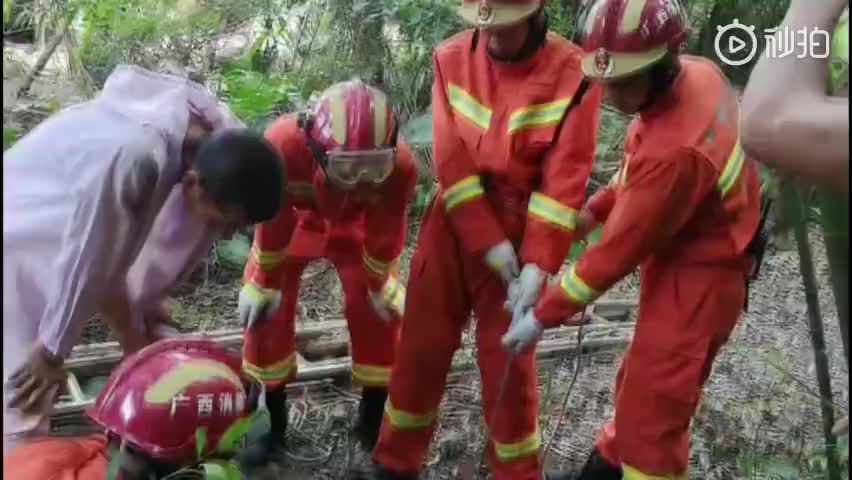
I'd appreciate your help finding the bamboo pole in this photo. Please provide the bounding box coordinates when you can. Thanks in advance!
[52,324,632,419]
[782,179,840,480]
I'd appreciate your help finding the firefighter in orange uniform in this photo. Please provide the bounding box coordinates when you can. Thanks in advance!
[370,1,603,478]
[502,1,762,479]
[235,80,416,474]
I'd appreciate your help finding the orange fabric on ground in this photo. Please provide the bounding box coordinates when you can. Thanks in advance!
[372,30,601,480]
[534,56,761,477]
[3,434,109,480]
[242,116,416,388]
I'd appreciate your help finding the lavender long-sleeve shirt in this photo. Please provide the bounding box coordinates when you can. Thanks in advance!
[2,65,244,358]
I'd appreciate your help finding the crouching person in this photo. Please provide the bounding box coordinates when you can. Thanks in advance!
[4,337,274,480]
[235,79,416,477]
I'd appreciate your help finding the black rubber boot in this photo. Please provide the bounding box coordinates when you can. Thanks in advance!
[347,387,389,479]
[238,386,288,471]
[354,387,388,449]
[545,448,622,480]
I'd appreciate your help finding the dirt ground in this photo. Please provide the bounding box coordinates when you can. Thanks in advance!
[74,222,848,480]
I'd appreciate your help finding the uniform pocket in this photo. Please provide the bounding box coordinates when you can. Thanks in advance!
[507,85,570,163]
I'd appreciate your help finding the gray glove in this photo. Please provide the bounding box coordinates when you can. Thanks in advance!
[237,283,282,329]
[368,276,406,324]
[484,240,520,285]
[504,263,547,325]
[501,308,544,354]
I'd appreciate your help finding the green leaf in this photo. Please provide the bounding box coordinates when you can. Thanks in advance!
[401,110,433,147]
[216,233,251,268]
[195,427,208,460]
[81,375,110,398]
[3,0,13,26]
[202,460,243,480]
[214,416,251,454]
[566,226,603,263]
[3,127,20,151]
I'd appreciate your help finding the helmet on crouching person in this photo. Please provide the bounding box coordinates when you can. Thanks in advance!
[88,337,270,480]
[298,79,400,190]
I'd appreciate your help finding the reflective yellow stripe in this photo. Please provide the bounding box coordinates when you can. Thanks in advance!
[717,141,745,197]
[384,402,437,430]
[242,282,278,303]
[623,464,687,480]
[352,364,392,386]
[508,97,572,133]
[286,181,315,198]
[443,175,485,211]
[381,277,406,315]
[448,83,492,130]
[242,353,296,382]
[527,192,578,231]
[363,251,392,277]
[493,429,541,462]
[251,246,285,271]
[559,264,600,305]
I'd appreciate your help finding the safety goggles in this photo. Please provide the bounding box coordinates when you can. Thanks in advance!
[324,148,396,187]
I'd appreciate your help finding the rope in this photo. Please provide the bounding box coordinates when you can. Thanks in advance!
[542,311,587,465]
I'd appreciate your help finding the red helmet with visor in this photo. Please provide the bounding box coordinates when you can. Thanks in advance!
[302,79,399,188]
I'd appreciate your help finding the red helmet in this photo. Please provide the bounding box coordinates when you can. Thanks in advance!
[305,79,398,187]
[579,0,689,80]
[88,338,254,465]
[458,0,546,29]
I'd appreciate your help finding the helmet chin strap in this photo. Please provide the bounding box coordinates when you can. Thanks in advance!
[638,54,681,112]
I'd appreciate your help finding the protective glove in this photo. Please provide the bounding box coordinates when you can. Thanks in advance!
[501,308,544,354]
[238,283,282,329]
[504,263,547,325]
[484,240,520,285]
[369,276,406,324]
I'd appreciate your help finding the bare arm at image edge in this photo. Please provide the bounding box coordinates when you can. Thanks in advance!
[740,0,849,191]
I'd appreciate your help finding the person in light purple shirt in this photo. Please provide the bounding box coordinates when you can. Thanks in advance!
[2,65,286,451]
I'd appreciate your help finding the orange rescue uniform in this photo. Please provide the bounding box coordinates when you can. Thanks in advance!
[3,434,109,480]
[242,115,416,389]
[534,57,761,478]
[372,31,602,479]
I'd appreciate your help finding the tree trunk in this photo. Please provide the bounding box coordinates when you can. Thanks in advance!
[17,26,66,98]
[781,179,841,480]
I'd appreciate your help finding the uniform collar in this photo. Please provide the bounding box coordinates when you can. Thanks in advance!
[486,33,552,77]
